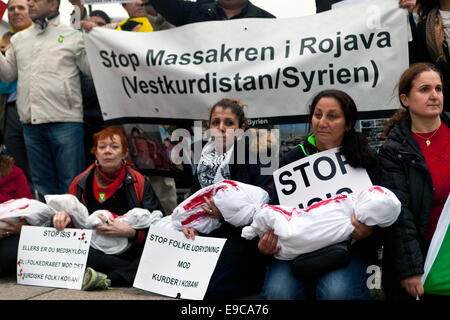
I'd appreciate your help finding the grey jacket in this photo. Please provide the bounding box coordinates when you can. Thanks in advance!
[0,15,91,124]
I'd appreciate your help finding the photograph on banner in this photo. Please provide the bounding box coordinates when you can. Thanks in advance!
[83,0,409,123]
[359,118,390,151]
[123,124,170,171]
[17,226,91,290]
[279,116,391,157]
[273,147,373,209]
[133,226,226,300]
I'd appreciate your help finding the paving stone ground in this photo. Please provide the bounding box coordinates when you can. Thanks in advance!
[0,276,175,300]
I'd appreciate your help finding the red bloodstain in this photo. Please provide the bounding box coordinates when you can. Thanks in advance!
[8,204,29,213]
[17,260,21,266]
[222,180,239,190]
[367,186,386,194]
[304,194,348,213]
[262,204,297,221]
[181,210,209,226]
[183,185,228,210]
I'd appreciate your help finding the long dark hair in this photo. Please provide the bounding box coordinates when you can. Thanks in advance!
[309,89,377,169]
[416,0,440,20]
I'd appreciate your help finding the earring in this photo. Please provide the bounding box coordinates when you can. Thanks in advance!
[121,159,126,166]
[95,160,100,166]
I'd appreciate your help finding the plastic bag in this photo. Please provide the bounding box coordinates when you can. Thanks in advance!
[169,180,269,233]
[0,198,52,227]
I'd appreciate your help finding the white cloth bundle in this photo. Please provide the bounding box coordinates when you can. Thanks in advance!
[354,186,401,227]
[242,186,401,260]
[0,198,52,227]
[85,208,163,255]
[45,194,90,228]
[44,194,163,255]
[166,180,269,234]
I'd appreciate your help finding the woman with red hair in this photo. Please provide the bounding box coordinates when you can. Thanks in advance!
[53,126,163,290]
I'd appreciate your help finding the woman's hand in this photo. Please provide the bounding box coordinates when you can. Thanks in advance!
[201,197,222,220]
[258,229,281,255]
[401,274,424,298]
[182,227,198,240]
[350,213,373,240]
[0,216,28,237]
[398,0,416,13]
[95,214,136,239]
[53,211,72,231]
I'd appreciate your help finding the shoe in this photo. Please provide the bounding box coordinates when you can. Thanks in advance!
[82,267,111,291]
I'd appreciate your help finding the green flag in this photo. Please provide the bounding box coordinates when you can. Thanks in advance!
[422,194,450,295]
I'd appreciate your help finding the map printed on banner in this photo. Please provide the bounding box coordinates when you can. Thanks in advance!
[273,147,373,209]
[133,226,226,300]
[17,226,92,290]
[84,0,409,123]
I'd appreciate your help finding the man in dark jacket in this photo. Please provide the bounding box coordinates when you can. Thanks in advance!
[143,0,275,26]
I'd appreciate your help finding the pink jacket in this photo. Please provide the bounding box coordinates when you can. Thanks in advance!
[0,165,32,203]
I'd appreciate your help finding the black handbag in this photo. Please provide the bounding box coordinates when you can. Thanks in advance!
[290,241,351,281]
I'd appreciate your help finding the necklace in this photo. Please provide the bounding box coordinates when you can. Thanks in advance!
[412,127,440,147]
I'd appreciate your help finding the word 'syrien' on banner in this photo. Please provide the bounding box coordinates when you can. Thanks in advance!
[17,226,91,290]
[274,147,373,209]
[84,0,409,122]
[134,226,226,300]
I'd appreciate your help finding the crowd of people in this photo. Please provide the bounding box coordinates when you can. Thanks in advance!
[0,0,449,301]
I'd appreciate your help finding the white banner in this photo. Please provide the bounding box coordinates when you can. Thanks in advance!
[133,226,226,300]
[84,0,408,122]
[17,226,91,290]
[273,147,373,208]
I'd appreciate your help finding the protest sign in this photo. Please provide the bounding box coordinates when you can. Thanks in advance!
[273,147,373,208]
[133,226,226,300]
[422,194,450,295]
[84,0,408,124]
[17,226,91,290]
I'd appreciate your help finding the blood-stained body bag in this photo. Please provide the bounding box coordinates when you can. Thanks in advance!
[242,186,401,260]
[168,180,269,233]
[0,198,52,227]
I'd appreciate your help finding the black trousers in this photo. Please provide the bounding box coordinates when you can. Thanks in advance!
[0,235,19,277]
[86,245,143,287]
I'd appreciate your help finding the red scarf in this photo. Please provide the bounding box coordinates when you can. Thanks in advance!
[93,165,127,203]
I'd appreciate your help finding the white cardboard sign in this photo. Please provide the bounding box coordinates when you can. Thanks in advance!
[274,147,373,208]
[133,226,226,300]
[17,226,91,290]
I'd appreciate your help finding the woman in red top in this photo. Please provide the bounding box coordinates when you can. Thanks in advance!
[0,147,33,277]
[380,62,450,300]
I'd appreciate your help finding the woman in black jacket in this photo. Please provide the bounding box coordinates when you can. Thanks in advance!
[53,126,164,290]
[379,63,450,300]
[183,98,274,300]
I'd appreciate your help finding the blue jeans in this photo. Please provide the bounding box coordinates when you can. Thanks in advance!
[261,249,372,300]
[23,122,85,200]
